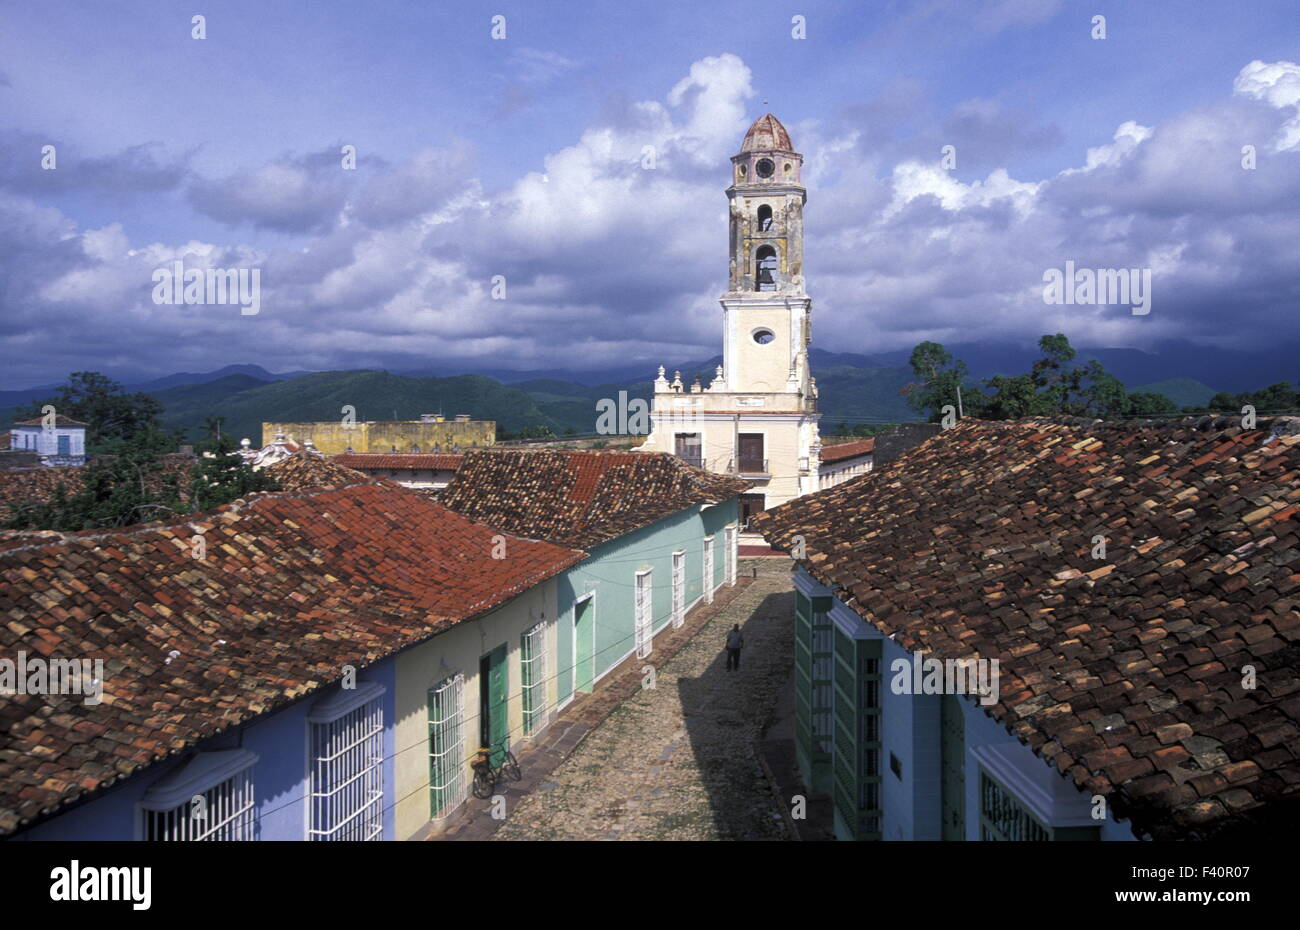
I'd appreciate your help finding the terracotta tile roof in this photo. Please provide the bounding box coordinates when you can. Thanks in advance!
[0,482,585,835]
[0,460,196,524]
[819,438,875,464]
[264,449,370,491]
[754,416,1300,840]
[12,414,89,428]
[333,453,464,471]
[438,450,750,549]
[741,113,794,153]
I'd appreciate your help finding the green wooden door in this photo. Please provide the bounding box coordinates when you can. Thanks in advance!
[481,644,508,765]
[941,694,966,841]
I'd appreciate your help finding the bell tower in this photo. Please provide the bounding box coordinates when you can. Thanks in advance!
[641,113,821,522]
[720,114,814,403]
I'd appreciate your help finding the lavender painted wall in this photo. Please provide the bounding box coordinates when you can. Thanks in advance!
[13,657,397,841]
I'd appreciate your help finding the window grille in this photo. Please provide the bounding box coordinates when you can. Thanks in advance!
[140,750,257,841]
[724,524,737,585]
[980,773,1051,841]
[635,569,653,658]
[671,550,686,628]
[521,622,549,735]
[428,673,466,819]
[308,685,384,841]
[811,615,834,754]
[703,536,715,603]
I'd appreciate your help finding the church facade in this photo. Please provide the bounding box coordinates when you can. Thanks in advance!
[640,113,821,526]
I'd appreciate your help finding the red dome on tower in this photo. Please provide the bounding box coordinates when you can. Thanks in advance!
[740,113,794,153]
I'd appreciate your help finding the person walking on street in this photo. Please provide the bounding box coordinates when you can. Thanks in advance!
[725,624,744,671]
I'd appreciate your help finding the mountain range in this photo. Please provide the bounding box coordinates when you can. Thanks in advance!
[3,339,1289,445]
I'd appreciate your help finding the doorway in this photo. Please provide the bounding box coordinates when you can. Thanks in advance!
[479,644,508,765]
[739,493,766,529]
[573,595,595,694]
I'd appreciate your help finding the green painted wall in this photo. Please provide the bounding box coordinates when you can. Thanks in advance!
[556,499,738,706]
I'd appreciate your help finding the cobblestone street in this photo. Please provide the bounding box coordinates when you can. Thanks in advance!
[494,557,795,840]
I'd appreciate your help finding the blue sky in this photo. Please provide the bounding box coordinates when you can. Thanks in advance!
[2,0,1298,386]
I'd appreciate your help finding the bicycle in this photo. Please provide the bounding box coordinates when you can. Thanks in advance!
[471,740,522,798]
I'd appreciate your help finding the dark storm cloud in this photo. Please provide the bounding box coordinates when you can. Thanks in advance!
[4,52,1300,387]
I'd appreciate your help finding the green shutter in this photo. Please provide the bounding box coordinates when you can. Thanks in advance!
[831,629,882,840]
[794,592,835,793]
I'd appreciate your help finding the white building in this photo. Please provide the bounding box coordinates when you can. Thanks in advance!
[9,414,88,466]
[331,453,463,490]
[640,113,821,527]
[817,438,875,490]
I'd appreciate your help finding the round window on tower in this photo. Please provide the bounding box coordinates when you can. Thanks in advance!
[753,328,776,345]
[755,158,775,178]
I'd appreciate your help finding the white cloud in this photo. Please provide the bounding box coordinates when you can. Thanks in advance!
[1064,120,1154,174]
[885,162,1041,217]
[1233,59,1300,150]
[7,55,1300,384]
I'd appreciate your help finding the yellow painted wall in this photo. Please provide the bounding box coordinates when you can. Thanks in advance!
[393,579,558,840]
[262,420,495,455]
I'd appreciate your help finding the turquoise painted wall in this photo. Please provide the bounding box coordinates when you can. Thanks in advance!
[556,500,738,705]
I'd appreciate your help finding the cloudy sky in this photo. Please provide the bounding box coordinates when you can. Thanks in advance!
[2,0,1298,388]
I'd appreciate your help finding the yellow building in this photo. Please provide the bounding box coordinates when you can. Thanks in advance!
[393,579,560,840]
[262,414,494,455]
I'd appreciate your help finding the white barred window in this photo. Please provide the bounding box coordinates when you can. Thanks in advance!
[635,568,653,658]
[672,550,686,628]
[703,535,716,603]
[428,673,467,818]
[725,524,738,586]
[308,682,385,841]
[521,621,549,735]
[139,749,258,841]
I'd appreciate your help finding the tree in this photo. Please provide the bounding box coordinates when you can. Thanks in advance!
[980,334,1174,420]
[980,372,1045,419]
[902,342,979,422]
[202,416,226,442]
[5,427,183,530]
[188,435,281,512]
[1202,382,1300,415]
[1126,392,1180,417]
[4,429,281,531]
[21,371,164,450]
